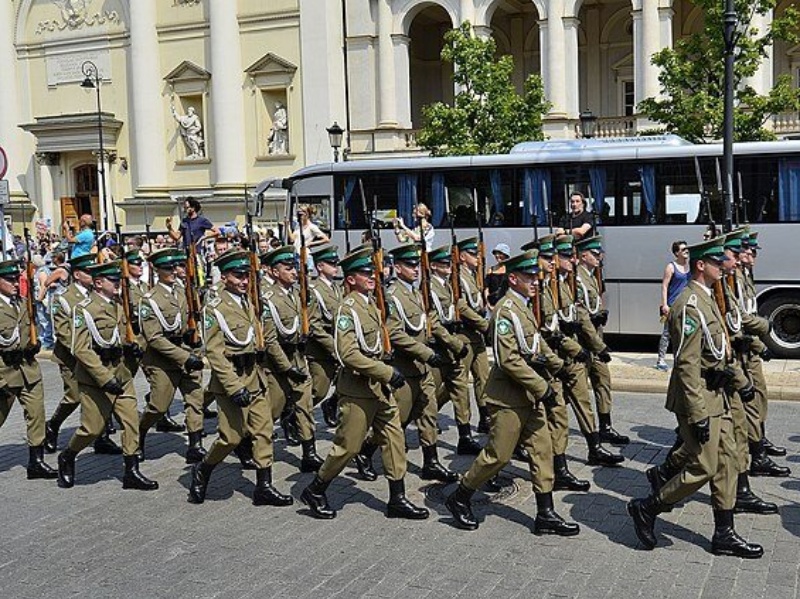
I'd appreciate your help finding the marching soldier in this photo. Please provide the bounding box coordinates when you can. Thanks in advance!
[628,237,762,558]
[300,246,429,520]
[189,249,292,506]
[56,260,158,491]
[445,250,579,536]
[427,245,479,454]
[456,237,492,434]
[306,244,343,427]
[138,248,207,464]
[0,259,57,479]
[574,236,629,445]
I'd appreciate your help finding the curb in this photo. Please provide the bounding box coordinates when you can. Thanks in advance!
[611,375,800,402]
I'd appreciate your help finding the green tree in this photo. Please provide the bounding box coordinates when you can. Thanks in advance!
[417,22,551,156]
[639,0,800,143]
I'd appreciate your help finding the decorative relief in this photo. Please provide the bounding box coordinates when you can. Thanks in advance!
[36,0,120,35]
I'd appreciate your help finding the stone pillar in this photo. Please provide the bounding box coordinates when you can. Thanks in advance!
[634,0,662,107]
[460,0,474,25]
[35,153,60,224]
[0,0,22,193]
[128,0,167,196]
[377,0,398,127]
[209,1,247,187]
[393,34,412,129]
[545,1,567,117]
[743,9,773,95]
[563,16,580,118]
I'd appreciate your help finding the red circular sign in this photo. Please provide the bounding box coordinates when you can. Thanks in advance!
[0,146,7,179]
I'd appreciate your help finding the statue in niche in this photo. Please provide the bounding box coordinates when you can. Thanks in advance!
[171,103,205,159]
[268,102,289,155]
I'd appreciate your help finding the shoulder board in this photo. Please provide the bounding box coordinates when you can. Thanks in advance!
[206,295,222,308]
[264,290,274,301]
[77,297,92,308]
[344,297,355,306]
[502,299,513,309]
[143,289,156,300]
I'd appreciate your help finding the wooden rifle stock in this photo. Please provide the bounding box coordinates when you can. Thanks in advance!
[23,228,38,348]
[297,210,311,338]
[473,188,485,294]
[184,241,202,346]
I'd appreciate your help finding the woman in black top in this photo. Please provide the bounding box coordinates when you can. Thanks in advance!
[484,243,510,310]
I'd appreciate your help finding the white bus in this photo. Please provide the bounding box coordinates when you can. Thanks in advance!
[274,135,800,358]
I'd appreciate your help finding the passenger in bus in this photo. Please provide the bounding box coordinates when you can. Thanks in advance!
[557,192,594,240]
[287,204,330,272]
[484,243,510,311]
[655,241,690,371]
[393,203,435,247]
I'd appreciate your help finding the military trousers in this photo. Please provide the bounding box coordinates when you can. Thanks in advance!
[544,388,570,456]
[140,366,204,433]
[658,410,737,511]
[392,372,439,447]
[267,370,315,442]
[308,356,338,406]
[0,380,46,447]
[588,357,613,415]
[744,353,767,440]
[728,394,752,473]
[434,360,471,426]
[68,380,140,456]
[57,363,81,407]
[462,401,555,494]
[560,360,597,436]
[318,393,407,483]
[205,389,273,469]
[462,340,490,409]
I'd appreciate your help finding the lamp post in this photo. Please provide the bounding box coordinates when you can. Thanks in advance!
[326,121,344,163]
[81,60,108,233]
[721,0,736,233]
[579,109,598,139]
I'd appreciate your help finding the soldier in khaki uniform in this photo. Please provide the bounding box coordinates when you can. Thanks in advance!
[307,244,343,427]
[138,248,207,464]
[56,260,158,491]
[188,249,292,506]
[428,245,480,454]
[445,250,579,536]
[300,247,429,521]
[456,237,491,433]
[575,236,629,445]
[0,259,57,479]
[628,237,762,558]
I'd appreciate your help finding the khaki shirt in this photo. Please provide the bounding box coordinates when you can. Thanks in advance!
[540,275,585,361]
[458,267,489,343]
[140,282,193,371]
[0,293,42,388]
[430,275,465,358]
[50,282,90,367]
[307,277,342,360]
[71,292,131,388]
[386,279,436,378]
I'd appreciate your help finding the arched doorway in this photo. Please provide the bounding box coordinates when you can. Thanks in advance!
[409,5,454,128]
[489,0,541,94]
[61,164,100,228]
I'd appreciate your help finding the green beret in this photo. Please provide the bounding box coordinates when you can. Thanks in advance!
[262,245,296,267]
[87,260,122,279]
[311,243,340,265]
[456,236,479,254]
[69,253,96,272]
[555,234,575,256]
[536,234,557,257]
[148,247,184,268]
[124,249,143,264]
[505,250,540,274]
[388,243,420,264]
[689,237,730,262]
[575,235,604,253]
[215,249,251,274]
[428,245,451,263]
[0,259,21,277]
[723,227,750,253]
[341,246,375,274]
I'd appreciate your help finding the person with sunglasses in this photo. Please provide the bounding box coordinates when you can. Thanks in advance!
[655,241,690,371]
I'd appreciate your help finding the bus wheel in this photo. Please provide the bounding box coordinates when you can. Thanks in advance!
[761,293,800,359]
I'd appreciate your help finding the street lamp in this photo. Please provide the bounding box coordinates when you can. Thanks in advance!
[579,109,598,139]
[81,60,109,233]
[327,121,344,163]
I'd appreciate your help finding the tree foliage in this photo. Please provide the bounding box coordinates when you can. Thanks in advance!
[417,22,551,156]
[639,0,800,143]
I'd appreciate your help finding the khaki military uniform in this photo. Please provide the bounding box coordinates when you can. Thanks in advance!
[125,277,149,377]
[317,291,406,482]
[576,264,613,415]
[50,283,91,411]
[203,289,273,468]
[658,281,737,511]
[0,294,46,446]
[457,268,490,410]
[139,282,204,433]
[461,289,556,493]
[67,293,141,456]
[307,277,342,406]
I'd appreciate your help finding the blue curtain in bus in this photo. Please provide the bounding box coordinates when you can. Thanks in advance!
[338,177,358,227]
[589,167,606,219]
[524,168,548,225]
[397,174,416,226]
[639,165,657,216]
[489,170,504,222]
[432,173,446,227]
[779,158,800,222]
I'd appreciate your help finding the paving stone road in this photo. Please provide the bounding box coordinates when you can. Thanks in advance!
[1,360,799,599]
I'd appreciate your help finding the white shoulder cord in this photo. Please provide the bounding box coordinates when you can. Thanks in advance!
[725,304,742,334]
[83,308,121,348]
[460,274,483,310]
[431,291,454,324]
[147,297,181,332]
[545,313,560,333]
[267,298,299,337]
[391,294,425,333]
[676,294,727,361]
[578,277,601,315]
[0,318,20,347]
[508,309,540,356]
[213,308,254,347]
[312,287,333,322]
[558,302,576,322]
[352,305,381,355]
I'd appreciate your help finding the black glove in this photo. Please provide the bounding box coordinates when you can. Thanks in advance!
[286,366,309,383]
[426,352,448,368]
[547,332,565,350]
[0,386,13,400]
[539,385,558,409]
[730,335,754,354]
[123,343,143,360]
[183,330,202,348]
[231,388,253,407]
[528,354,549,376]
[554,367,571,384]
[590,310,609,328]
[457,344,469,360]
[760,347,773,362]
[130,320,141,336]
[597,348,612,363]
[691,418,711,445]
[23,341,41,360]
[388,368,406,390]
[573,348,591,364]
[738,384,756,403]
[184,354,205,373]
[560,321,579,336]
[102,378,124,396]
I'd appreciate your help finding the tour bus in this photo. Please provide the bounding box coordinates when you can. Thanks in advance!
[267,135,800,358]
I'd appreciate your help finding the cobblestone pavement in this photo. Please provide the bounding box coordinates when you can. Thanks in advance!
[1,360,799,599]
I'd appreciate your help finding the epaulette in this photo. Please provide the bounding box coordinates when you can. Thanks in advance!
[344,297,355,306]
[206,295,222,308]
[143,289,156,300]
[76,297,92,309]
[263,290,274,301]
[502,299,513,309]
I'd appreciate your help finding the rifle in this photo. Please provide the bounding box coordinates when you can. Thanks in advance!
[178,207,202,347]
[342,191,352,253]
[115,223,137,344]
[473,188,485,294]
[23,220,38,350]
[244,188,265,351]
[695,157,716,236]
[359,179,392,357]
[736,170,748,225]
[568,211,577,299]
[714,158,730,233]
[295,192,310,339]
[416,187,433,339]
[444,186,462,323]
[143,203,154,287]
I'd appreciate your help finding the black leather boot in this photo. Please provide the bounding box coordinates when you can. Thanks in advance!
[44,402,78,453]
[749,440,790,477]
[233,437,258,470]
[420,445,459,483]
[280,407,301,446]
[27,445,58,480]
[645,461,677,512]
[188,461,215,504]
[445,483,478,530]
[386,478,429,519]
[477,405,491,434]
[321,395,339,428]
[156,412,185,433]
[513,445,531,462]
[553,454,590,492]
[137,427,148,462]
[353,441,378,481]
[627,494,668,549]
[761,423,786,457]
[586,432,624,466]
[185,431,207,464]
[300,439,324,473]
[93,430,122,455]
[735,472,778,514]
[533,492,580,536]
[598,412,630,445]
[300,475,336,519]
[711,509,764,559]
[57,448,78,488]
[106,416,117,435]
[253,467,293,506]
[456,423,482,455]
[122,455,159,490]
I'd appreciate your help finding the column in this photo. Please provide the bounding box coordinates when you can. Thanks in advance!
[128,0,167,195]
[377,0,398,127]
[0,0,22,193]
[460,0,474,25]
[209,1,247,187]
[743,9,773,95]
[634,0,662,106]
[393,34,412,129]
[35,153,60,224]
[545,0,567,117]
[563,16,580,118]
